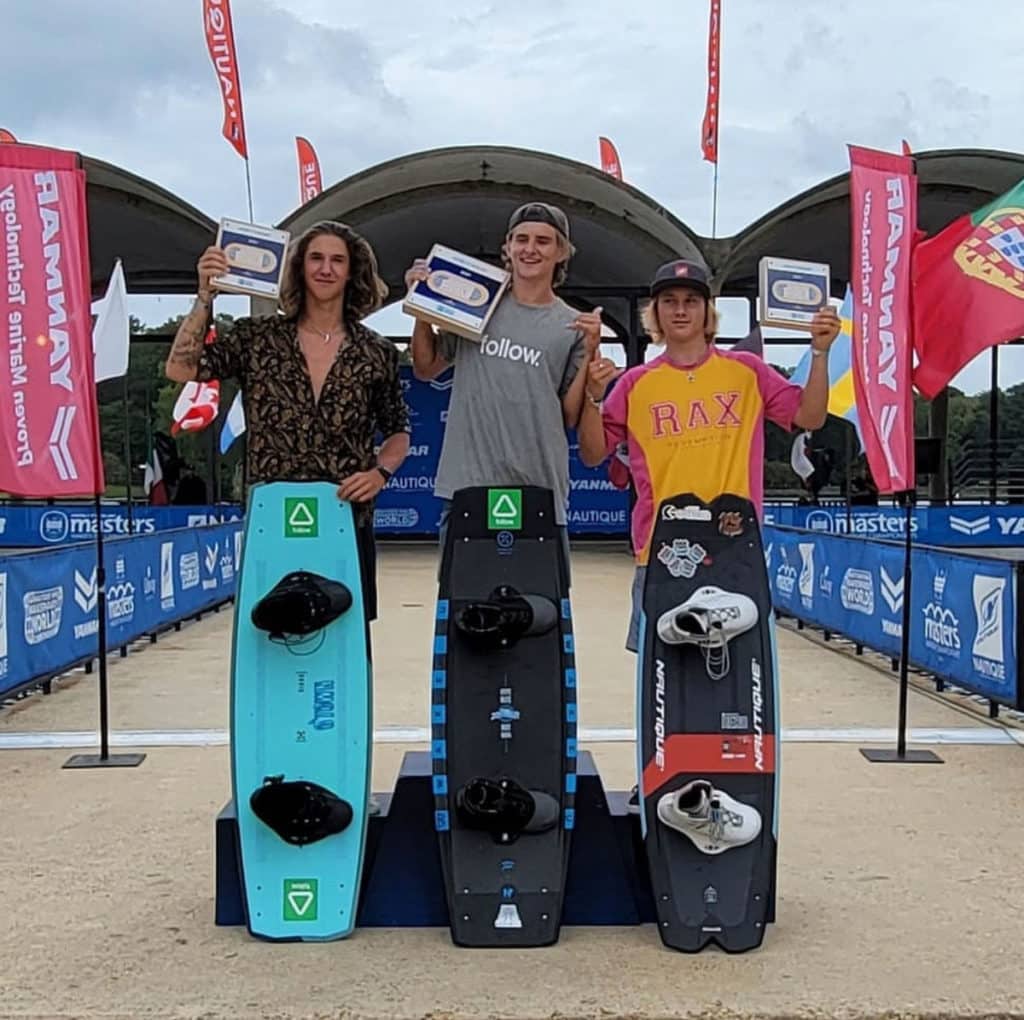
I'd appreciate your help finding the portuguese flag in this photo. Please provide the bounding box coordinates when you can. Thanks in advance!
[912,178,1024,398]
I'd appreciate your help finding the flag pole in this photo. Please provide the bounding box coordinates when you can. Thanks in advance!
[63,498,145,769]
[706,0,721,239]
[858,146,941,767]
[122,374,134,532]
[711,161,719,239]
[243,157,255,223]
[895,491,914,758]
[844,424,853,531]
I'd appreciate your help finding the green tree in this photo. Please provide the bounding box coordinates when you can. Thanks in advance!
[96,314,242,501]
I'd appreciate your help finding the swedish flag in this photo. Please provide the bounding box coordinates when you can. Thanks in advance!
[788,286,863,449]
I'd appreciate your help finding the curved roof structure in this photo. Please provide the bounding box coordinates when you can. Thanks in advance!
[277,145,705,301]
[714,148,1024,300]
[82,156,215,297]
[81,144,1024,321]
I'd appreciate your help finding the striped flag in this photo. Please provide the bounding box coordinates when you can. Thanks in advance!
[789,286,864,449]
[220,390,246,454]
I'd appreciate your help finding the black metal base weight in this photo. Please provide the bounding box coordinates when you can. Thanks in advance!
[859,748,943,764]
[62,752,147,769]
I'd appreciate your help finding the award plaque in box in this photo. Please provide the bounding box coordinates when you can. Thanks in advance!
[757,256,831,330]
[402,244,510,342]
[212,218,291,300]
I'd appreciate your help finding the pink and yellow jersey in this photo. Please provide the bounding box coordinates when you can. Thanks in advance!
[602,347,802,564]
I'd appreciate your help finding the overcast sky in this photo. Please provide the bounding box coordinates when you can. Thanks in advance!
[3,0,1021,393]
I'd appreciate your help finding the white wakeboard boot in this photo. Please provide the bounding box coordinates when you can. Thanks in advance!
[657,779,761,855]
[655,585,758,679]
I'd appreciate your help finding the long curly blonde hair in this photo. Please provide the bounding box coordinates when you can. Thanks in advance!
[279,220,388,322]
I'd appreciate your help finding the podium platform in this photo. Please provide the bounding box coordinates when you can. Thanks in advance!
[215,750,657,928]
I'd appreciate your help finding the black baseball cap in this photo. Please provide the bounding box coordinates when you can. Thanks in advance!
[650,259,712,299]
[507,202,571,243]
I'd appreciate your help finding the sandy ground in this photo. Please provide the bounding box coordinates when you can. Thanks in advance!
[1,545,1022,1020]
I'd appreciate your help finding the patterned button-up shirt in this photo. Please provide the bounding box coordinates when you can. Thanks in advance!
[197,315,410,522]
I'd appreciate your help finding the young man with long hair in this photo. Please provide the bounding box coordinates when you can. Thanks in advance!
[165,220,411,624]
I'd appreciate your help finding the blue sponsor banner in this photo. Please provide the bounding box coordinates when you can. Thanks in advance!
[0,504,243,548]
[765,526,1020,707]
[373,367,451,536]
[0,522,241,698]
[373,366,629,537]
[764,503,1024,548]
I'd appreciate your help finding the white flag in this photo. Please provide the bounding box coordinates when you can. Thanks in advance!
[91,259,129,382]
[791,432,815,481]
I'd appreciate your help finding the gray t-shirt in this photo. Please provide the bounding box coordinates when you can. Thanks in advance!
[434,294,585,524]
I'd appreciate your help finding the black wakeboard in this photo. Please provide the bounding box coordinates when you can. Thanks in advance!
[638,492,778,953]
[432,485,575,947]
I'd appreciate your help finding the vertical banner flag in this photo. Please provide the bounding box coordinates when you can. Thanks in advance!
[203,0,248,159]
[848,144,917,493]
[598,137,623,180]
[295,136,323,203]
[0,129,17,144]
[701,0,722,163]
[0,144,105,495]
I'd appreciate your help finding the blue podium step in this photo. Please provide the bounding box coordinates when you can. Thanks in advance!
[216,749,656,928]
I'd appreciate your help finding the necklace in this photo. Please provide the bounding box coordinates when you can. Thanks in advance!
[301,323,344,345]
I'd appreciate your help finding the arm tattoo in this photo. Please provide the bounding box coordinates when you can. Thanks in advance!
[169,303,210,367]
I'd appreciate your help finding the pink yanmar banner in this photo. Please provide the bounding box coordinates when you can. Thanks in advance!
[0,143,104,496]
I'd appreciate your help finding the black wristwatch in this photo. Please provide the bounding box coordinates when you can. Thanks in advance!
[375,465,393,482]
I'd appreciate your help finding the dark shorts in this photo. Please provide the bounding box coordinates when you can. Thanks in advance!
[626,565,646,653]
[355,517,377,623]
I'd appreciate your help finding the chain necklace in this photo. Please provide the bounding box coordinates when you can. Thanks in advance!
[300,322,345,345]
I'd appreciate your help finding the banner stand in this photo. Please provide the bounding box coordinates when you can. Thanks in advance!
[122,377,134,533]
[63,494,145,770]
[860,490,943,765]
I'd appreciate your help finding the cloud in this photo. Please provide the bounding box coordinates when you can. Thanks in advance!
[4,0,1009,392]
[6,0,1014,227]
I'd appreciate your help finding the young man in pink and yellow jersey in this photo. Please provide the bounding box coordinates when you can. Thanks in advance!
[577,258,840,652]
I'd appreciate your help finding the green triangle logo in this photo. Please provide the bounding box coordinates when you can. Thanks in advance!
[287,891,314,916]
[283,878,318,921]
[284,497,319,538]
[487,489,522,530]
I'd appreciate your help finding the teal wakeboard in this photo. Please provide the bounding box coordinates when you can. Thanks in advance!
[230,481,371,941]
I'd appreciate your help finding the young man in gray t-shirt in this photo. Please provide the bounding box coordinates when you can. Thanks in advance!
[406,203,602,548]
